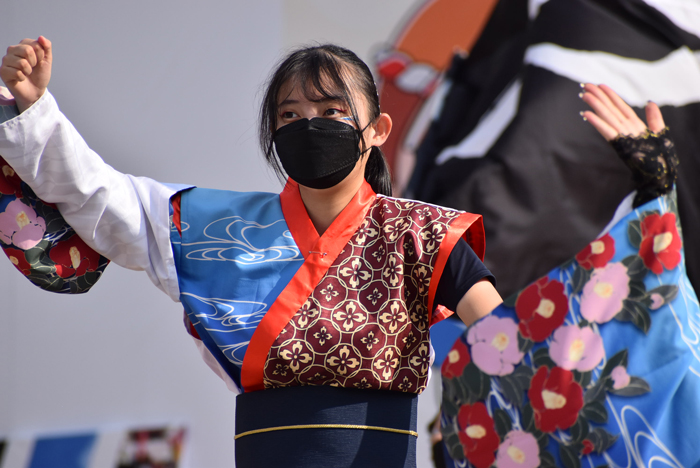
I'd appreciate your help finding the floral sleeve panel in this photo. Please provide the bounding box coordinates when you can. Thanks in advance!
[440,189,700,468]
[0,156,109,293]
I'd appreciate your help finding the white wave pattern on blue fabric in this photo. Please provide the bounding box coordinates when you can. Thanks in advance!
[181,292,268,333]
[641,197,700,378]
[220,341,250,367]
[672,276,700,376]
[182,216,301,264]
[604,404,684,468]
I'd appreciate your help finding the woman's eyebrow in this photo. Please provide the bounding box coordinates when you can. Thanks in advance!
[278,96,346,106]
[278,98,299,106]
[310,95,345,104]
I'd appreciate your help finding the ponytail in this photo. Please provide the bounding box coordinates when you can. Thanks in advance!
[364,147,392,196]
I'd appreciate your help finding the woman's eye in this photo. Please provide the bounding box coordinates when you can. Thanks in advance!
[281,111,297,119]
[324,108,344,117]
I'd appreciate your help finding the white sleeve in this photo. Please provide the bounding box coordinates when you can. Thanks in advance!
[192,337,241,394]
[597,191,636,237]
[0,91,189,301]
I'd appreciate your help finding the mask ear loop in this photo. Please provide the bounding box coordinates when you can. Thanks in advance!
[357,119,375,157]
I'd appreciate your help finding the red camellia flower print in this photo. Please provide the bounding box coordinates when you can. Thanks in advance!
[49,235,101,278]
[528,366,584,433]
[441,339,470,379]
[3,247,31,274]
[457,402,500,468]
[0,157,23,198]
[639,212,682,274]
[515,277,569,342]
[575,233,615,269]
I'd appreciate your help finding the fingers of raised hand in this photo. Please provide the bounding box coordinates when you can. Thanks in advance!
[582,84,626,123]
[598,84,639,121]
[580,109,619,141]
[17,39,46,65]
[580,83,647,139]
[25,40,46,65]
[2,43,41,81]
[645,101,666,134]
[37,36,52,61]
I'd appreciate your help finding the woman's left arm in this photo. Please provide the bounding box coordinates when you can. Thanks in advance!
[455,279,503,327]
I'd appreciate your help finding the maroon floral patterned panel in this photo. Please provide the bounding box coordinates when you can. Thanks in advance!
[263,196,465,393]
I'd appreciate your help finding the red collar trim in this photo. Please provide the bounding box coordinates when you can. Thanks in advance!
[241,179,377,392]
[279,179,377,259]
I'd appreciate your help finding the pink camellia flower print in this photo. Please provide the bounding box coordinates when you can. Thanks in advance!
[580,262,630,324]
[441,339,470,379]
[611,365,631,389]
[549,325,604,372]
[495,430,540,468]
[639,212,682,274]
[649,293,665,310]
[576,233,615,269]
[515,277,569,342]
[0,199,46,249]
[467,315,524,376]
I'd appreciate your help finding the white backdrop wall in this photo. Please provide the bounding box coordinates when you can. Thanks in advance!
[0,1,439,467]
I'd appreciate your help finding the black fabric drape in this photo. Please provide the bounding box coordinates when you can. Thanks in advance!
[407,0,700,297]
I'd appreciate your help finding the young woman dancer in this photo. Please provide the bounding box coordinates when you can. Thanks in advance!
[0,37,666,467]
[0,37,503,467]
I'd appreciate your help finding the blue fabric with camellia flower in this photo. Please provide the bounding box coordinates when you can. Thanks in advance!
[0,96,109,293]
[0,154,110,293]
[440,189,700,468]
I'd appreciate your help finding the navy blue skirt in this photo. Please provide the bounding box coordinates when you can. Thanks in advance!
[234,385,418,467]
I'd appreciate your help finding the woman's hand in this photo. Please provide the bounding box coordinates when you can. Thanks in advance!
[0,36,52,113]
[580,83,665,140]
[582,83,678,207]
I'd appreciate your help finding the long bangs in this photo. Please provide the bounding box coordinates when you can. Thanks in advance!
[292,52,361,128]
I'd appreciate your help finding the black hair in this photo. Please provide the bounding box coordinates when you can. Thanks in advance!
[259,44,392,196]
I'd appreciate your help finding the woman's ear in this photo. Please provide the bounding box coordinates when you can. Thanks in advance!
[368,113,392,147]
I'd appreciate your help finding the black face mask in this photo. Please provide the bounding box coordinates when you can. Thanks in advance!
[273,117,370,189]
